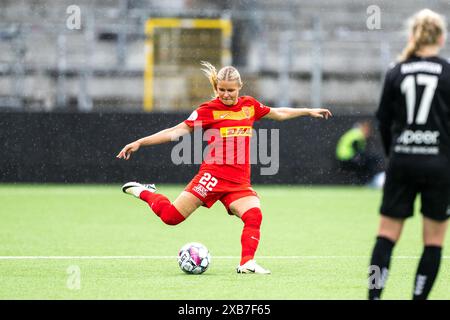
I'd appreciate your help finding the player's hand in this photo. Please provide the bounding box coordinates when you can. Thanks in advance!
[116,141,140,160]
[309,108,332,119]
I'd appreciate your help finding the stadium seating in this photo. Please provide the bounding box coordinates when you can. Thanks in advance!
[0,0,449,112]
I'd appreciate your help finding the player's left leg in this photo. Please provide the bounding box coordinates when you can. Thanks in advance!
[368,215,405,300]
[227,195,270,274]
[369,172,414,299]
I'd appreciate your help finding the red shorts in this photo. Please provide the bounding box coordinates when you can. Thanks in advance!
[185,171,258,215]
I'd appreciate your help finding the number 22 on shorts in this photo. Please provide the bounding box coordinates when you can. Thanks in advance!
[199,172,218,191]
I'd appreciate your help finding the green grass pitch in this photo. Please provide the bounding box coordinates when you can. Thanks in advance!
[0,184,448,300]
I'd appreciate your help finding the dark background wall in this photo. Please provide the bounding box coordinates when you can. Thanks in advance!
[0,112,384,184]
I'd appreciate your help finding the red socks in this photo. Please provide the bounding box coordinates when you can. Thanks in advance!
[139,190,185,226]
[240,207,263,265]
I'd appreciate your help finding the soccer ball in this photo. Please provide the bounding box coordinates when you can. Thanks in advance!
[178,242,211,274]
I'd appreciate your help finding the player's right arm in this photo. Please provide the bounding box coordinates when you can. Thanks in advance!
[376,68,395,156]
[116,122,193,160]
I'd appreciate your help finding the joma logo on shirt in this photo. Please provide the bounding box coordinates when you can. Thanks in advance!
[220,126,253,137]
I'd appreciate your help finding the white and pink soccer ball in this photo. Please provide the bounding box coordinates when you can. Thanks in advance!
[178,242,211,274]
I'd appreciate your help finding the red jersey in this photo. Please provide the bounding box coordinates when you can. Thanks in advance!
[184,96,270,185]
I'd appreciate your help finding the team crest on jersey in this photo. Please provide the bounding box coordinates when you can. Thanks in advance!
[242,107,252,119]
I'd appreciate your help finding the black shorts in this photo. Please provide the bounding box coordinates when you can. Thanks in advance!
[380,157,450,222]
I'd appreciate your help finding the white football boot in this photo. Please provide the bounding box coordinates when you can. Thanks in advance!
[122,181,156,198]
[236,259,271,274]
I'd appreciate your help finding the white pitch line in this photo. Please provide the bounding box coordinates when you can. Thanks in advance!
[0,255,449,260]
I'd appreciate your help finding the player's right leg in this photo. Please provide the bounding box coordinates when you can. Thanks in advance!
[122,181,156,196]
[411,183,450,300]
[412,216,449,300]
[122,182,203,225]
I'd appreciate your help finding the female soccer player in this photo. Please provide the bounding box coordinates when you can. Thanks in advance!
[117,61,332,274]
[368,9,449,299]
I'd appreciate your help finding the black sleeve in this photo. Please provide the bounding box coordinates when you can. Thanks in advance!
[375,70,394,156]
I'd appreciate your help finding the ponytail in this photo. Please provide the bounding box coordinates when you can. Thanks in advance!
[398,9,447,62]
[200,61,219,96]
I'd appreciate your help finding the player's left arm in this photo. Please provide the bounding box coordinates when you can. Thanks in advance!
[263,107,332,121]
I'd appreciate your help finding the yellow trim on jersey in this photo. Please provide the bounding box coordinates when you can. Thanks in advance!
[213,106,255,120]
[220,126,253,137]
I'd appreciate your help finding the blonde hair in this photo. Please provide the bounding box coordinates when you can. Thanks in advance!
[398,9,447,62]
[200,61,243,96]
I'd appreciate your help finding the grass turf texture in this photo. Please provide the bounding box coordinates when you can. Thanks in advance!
[0,184,448,300]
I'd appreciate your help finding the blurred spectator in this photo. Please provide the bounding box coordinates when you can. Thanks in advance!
[336,120,385,186]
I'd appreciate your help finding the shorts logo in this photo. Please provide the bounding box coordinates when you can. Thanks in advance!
[220,126,252,137]
[193,184,209,198]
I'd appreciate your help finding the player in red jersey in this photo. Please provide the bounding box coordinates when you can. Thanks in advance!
[117,61,332,274]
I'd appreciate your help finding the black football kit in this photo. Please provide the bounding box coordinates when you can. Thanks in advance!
[376,55,450,221]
